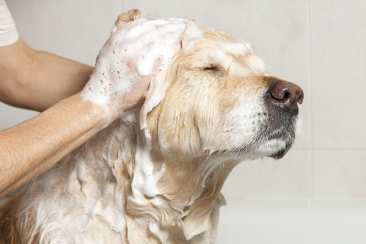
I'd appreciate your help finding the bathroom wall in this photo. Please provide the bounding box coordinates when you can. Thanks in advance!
[2,0,366,242]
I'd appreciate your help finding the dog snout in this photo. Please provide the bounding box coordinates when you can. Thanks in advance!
[266,80,304,115]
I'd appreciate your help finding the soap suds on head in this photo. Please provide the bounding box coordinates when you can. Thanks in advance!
[81,17,188,119]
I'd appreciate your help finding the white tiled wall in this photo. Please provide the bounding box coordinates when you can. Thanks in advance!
[2,1,366,242]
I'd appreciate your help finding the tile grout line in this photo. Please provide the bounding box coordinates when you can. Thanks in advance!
[307,0,314,201]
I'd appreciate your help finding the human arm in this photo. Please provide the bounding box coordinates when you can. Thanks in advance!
[0,94,106,196]
[0,38,94,111]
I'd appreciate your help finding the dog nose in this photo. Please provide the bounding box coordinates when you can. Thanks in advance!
[267,80,304,115]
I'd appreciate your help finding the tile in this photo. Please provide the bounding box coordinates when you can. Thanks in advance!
[221,151,311,199]
[7,0,122,65]
[313,151,366,198]
[311,0,366,149]
[217,199,366,244]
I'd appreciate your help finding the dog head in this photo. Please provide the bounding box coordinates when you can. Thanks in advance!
[125,15,304,162]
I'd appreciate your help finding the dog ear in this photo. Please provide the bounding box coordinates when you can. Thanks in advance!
[139,68,171,130]
[111,9,141,34]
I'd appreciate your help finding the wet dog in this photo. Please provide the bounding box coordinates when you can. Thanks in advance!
[0,9,303,244]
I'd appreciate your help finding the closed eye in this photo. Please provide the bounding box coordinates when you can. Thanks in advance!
[203,65,220,71]
[201,64,227,78]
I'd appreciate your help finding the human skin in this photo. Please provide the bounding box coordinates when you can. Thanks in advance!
[0,38,94,112]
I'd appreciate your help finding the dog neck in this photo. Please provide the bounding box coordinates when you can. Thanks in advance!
[114,111,240,242]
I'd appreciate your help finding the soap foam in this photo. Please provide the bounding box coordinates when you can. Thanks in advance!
[81,17,188,119]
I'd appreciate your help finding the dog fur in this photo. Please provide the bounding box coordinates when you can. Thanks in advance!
[0,10,302,244]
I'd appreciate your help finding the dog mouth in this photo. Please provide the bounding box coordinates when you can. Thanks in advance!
[225,112,297,159]
[264,118,297,159]
[250,111,298,159]
[269,142,292,159]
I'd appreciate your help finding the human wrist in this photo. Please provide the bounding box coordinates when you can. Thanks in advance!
[69,92,114,129]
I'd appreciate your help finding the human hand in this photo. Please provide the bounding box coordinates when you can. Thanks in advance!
[81,17,187,123]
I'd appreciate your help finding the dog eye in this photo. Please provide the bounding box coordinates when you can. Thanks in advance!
[201,65,227,78]
[203,65,219,71]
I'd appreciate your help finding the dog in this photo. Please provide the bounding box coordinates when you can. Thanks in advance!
[0,9,303,244]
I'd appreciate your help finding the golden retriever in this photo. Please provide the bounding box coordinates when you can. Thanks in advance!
[0,9,303,244]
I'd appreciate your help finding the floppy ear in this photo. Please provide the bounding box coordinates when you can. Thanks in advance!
[111,9,141,34]
[139,66,172,131]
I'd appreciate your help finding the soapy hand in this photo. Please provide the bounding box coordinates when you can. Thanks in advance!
[81,18,187,122]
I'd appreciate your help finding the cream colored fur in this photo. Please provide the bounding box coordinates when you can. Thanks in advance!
[0,10,300,244]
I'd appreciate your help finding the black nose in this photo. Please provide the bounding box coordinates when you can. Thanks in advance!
[266,80,304,115]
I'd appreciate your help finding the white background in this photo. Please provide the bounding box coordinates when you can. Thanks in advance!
[3,0,366,243]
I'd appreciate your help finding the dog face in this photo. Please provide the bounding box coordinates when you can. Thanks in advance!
[145,22,303,161]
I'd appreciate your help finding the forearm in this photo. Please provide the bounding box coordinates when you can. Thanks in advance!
[0,38,93,111]
[0,93,107,196]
